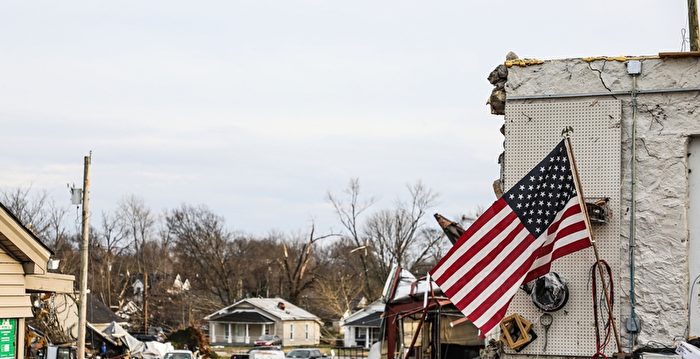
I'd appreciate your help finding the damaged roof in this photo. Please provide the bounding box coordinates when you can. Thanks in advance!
[88,293,125,324]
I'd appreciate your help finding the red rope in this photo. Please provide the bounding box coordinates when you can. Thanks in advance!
[591,260,614,358]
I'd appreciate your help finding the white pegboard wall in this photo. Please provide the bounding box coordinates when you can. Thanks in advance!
[502,99,621,357]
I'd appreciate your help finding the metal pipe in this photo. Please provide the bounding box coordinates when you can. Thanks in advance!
[506,86,700,100]
[629,74,639,351]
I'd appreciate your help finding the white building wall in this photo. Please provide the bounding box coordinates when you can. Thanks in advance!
[503,56,700,350]
[343,325,355,347]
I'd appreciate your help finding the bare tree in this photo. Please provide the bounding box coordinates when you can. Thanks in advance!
[2,187,51,236]
[1,187,76,274]
[96,211,129,308]
[165,204,237,305]
[277,225,338,303]
[327,179,378,300]
[118,196,157,333]
[1,187,72,247]
[312,241,366,318]
[363,181,441,281]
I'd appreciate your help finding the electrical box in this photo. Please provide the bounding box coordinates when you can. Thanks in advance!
[70,188,82,205]
[627,60,642,75]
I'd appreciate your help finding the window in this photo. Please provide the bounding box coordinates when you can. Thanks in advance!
[304,324,309,339]
[264,326,271,335]
[289,324,295,339]
[235,324,246,336]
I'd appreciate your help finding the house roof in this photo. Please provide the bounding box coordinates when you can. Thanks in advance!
[0,201,53,271]
[209,310,276,324]
[205,297,321,323]
[88,293,124,324]
[343,311,382,328]
[0,201,53,255]
[342,299,384,324]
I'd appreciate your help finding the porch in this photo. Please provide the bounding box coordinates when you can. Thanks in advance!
[209,311,276,345]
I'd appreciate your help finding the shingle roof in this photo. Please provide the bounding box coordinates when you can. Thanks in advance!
[87,293,123,324]
[343,311,382,327]
[244,298,320,321]
[205,297,321,322]
[209,310,276,323]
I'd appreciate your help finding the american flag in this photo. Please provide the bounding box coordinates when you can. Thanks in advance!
[430,139,591,335]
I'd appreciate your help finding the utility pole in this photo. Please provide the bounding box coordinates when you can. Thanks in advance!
[77,154,92,359]
[690,0,700,51]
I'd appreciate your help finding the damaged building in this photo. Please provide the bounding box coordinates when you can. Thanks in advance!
[487,52,700,357]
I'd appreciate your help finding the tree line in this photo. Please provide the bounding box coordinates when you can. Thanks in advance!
[2,179,454,335]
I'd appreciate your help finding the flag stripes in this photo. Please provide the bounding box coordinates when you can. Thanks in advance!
[430,139,591,336]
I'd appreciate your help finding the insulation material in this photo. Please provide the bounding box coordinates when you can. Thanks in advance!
[502,99,621,356]
[439,316,481,346]
[402,318,422,348]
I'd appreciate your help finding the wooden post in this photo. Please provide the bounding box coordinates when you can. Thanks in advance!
[690,0,700,51]
[564,137,623,353]
[77,154,91,359]
[144,271,149,333]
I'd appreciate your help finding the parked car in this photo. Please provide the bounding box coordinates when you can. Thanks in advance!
[249,347,285,359]
[254,335,282,347]
[285,349,325,359]
[231,347,285,359]
[164,350,195,359]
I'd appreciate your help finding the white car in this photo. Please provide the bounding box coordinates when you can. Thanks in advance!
[164,350,195,359]
[249,347,285,359]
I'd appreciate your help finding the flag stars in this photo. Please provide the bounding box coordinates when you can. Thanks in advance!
[501,141,581,238]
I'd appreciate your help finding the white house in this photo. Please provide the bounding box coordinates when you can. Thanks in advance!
[340,300,384,348]
[205,297,322,347]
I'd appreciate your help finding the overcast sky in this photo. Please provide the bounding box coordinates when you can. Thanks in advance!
[0,1,690,235]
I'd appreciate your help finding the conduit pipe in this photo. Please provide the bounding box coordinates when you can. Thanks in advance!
[507,86,700,100]
[628,67,640,352]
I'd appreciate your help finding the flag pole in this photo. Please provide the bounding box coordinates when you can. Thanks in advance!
[563,134,624,354]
